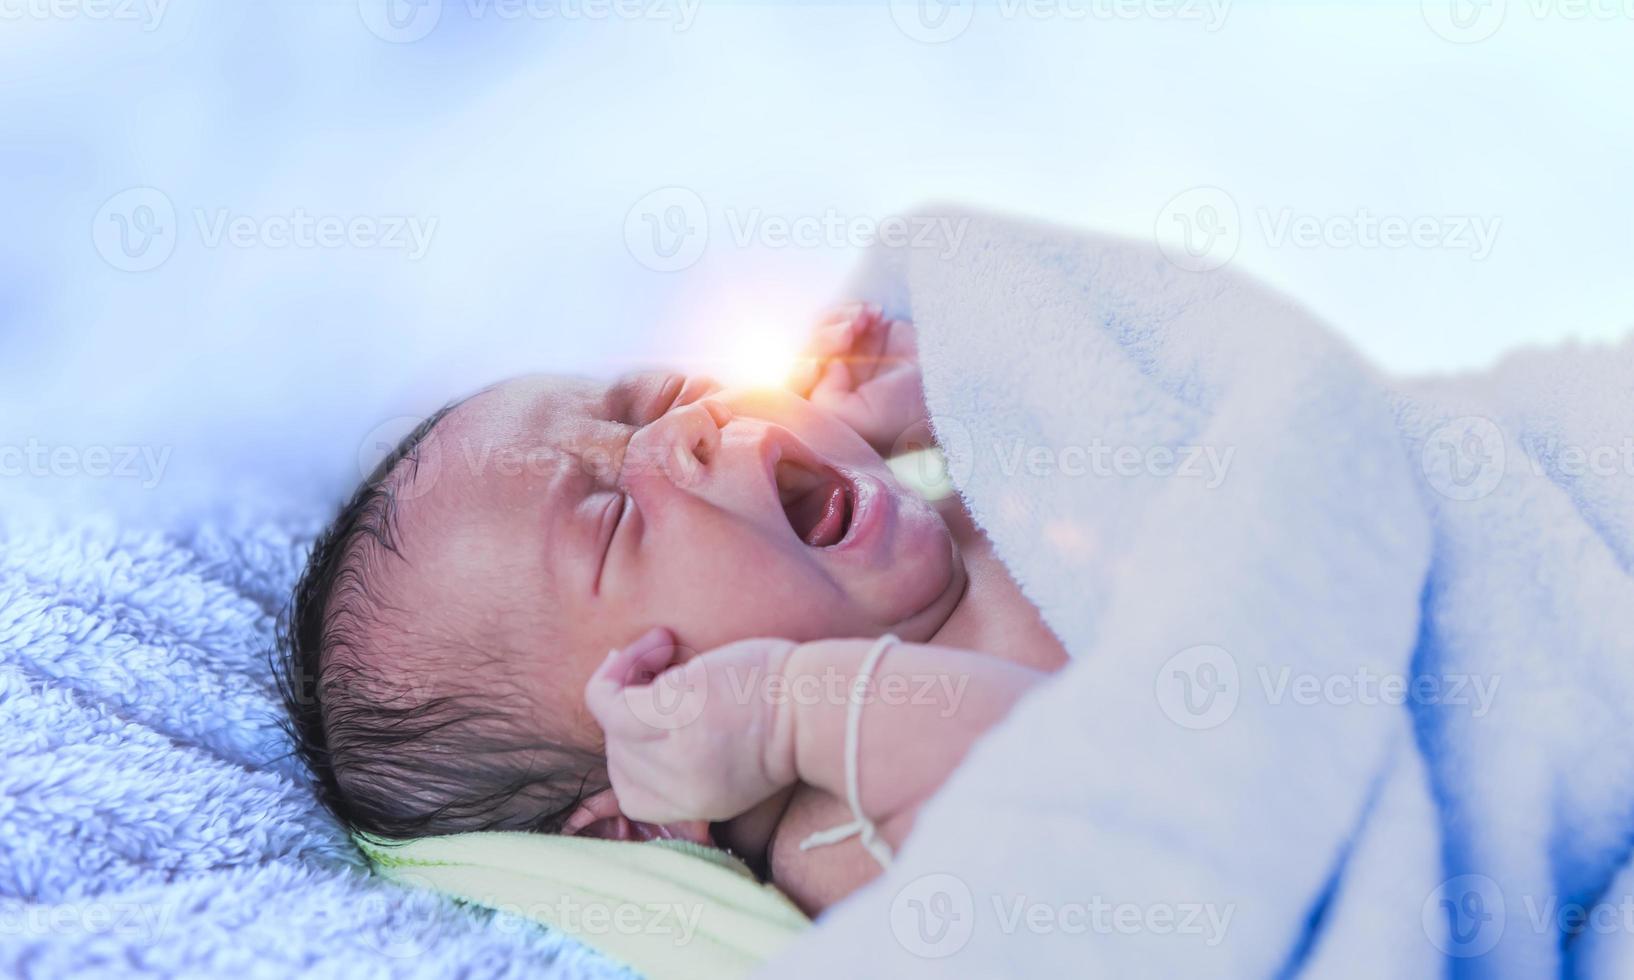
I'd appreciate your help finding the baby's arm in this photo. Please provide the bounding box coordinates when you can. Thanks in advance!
[585,631,1047,910]
[770,638,1046,852]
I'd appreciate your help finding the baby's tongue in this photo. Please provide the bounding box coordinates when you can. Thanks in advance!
[795,482,847,548]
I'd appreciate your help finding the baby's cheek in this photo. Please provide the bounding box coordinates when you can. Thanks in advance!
[664,555,828,645]
[527,655,608,754]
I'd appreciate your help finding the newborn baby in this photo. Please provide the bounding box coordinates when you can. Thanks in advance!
[279,304,1067,914]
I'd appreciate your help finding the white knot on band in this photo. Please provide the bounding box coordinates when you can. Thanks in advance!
[797,633,899,871]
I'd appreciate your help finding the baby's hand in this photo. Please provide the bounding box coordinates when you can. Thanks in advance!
[788,303,925,456]
[585,628,799,825]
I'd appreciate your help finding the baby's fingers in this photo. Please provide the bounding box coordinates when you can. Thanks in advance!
[787,358,822,399]
[810,303,878,356]
[789,303,879,397]
[843,311,895,386]
[615,665,710,734]
[808,355,855,404]
[585,627,679,737]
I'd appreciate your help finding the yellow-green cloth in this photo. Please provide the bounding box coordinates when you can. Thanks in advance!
[355,831,809,980]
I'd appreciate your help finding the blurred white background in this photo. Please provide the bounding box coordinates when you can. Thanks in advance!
[2,0,1630,509]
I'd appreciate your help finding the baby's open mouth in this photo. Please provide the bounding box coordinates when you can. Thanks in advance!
[776,460,854,548]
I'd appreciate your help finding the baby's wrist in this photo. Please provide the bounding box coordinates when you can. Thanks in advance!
[759,640,804,791]
[777,638,873,794]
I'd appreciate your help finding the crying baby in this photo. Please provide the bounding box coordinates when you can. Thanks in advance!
[278,303,1068,914]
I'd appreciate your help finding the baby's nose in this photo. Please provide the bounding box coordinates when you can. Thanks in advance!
[624,399,731,490]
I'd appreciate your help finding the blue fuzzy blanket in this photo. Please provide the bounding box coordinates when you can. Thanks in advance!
[0,497,628,978]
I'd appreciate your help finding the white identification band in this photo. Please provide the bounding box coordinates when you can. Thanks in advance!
[797,633,898,871]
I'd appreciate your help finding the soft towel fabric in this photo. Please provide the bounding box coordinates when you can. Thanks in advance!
[0,497,631,979]
[764,211,1634,979]
[356,833,807,980]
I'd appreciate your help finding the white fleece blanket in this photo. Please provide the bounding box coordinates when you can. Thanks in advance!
[766,212,1634,979]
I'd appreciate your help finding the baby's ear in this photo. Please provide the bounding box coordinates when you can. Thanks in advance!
[560,788,712,845]
[561,788,639,840]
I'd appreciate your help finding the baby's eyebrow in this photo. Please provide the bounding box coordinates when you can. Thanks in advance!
[555,425,632,485]
[607,371,689,425]
[595,374,644,424]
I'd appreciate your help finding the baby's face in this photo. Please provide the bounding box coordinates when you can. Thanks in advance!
[381,372,965,752]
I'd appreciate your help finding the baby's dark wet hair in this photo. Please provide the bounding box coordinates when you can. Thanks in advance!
[275,404,605,840]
